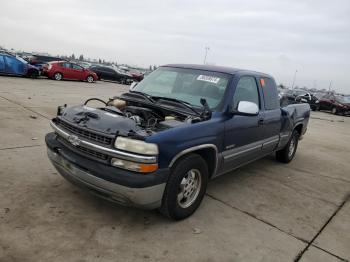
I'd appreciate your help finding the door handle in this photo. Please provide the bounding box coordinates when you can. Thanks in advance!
[258,119,264,126]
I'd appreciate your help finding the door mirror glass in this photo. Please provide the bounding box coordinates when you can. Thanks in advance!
[236,101,259,116]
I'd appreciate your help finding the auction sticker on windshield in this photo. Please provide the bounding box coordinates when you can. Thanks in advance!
[197,75,220,84]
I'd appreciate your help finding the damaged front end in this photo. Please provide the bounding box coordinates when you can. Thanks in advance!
[49,93,211,173]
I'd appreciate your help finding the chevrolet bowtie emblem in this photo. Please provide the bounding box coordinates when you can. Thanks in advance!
[67,135,81,146]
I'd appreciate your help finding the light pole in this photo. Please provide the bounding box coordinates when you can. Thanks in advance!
[291,70,298,89]
[203,46,210,64]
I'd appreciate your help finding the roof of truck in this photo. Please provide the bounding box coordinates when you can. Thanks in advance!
[162,64,272,78]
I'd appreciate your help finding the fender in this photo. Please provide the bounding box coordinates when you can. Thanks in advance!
[169,144,218,177]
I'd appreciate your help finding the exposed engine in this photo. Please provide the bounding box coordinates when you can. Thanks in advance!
[78,95,208,134]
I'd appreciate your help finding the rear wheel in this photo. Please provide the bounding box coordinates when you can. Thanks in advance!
[159,154,208,220]
[276,130,299,163]
[86,75,94,83]
[53,72,62,81]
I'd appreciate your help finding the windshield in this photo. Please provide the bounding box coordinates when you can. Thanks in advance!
[133,67,230,109]
[16,56,28,64]
[336,95,350,103]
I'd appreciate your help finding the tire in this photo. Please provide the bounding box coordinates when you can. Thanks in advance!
[28,70,38,79]
[53,72,62,81]
[159,154,208,220]
[86,75,94,83]
[276,130,299,163]
[331,107,337,115]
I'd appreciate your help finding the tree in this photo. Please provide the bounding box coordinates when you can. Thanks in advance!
[79,54,84,61]
[71,54,75,60]
[98,58,102,64]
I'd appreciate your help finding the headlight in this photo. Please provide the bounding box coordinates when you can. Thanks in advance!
[315,100,319,103]
[115,136,158,155]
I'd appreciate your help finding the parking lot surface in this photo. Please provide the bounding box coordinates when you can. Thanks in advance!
[0,76,349,262]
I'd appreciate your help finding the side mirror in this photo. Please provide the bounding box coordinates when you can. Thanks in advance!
[129,81,138,91]
[233,101,259,116]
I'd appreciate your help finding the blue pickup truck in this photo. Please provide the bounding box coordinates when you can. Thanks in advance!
[46,64,310,219]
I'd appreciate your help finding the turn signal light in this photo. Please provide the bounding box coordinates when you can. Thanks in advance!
[111,158,158,173]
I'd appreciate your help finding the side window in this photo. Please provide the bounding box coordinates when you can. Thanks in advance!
[233,76,260,109]
[261,77,279,110]
[72,64,83,70]
[0,55,5,71]
[61,63,71,68]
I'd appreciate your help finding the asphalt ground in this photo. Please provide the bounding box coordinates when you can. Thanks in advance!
[0,76,349,262]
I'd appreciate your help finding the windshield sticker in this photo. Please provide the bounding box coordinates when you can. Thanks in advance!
[197,75,220,84]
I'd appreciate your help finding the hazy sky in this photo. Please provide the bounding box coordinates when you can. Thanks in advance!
[1,0,349,93]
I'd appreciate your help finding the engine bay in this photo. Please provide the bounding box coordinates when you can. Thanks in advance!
[107,97,202,131]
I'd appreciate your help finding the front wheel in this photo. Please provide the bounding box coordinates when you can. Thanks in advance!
[331,107,337,115]
[86,75,94,83]
[276,130,299,163]
[159,154,208,220]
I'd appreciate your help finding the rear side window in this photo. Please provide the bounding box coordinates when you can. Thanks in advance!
[233,76,260,109]
[61,63,71,68]
[260,77,279,110]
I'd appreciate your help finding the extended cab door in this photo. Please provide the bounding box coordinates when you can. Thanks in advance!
[258,77,282,154]
[221,76,264,172]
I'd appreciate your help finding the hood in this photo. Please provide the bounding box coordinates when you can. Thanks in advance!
[27,64,39,70]
[59,105,145,137]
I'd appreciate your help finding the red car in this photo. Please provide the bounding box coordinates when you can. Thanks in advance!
[319,93,350,115]
[43,61,97,83]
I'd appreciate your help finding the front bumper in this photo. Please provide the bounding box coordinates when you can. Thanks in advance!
[46,133,168,209]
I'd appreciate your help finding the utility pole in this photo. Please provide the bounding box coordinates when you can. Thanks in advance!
[328,80,332,91]
[291,70,298,89]
[203,46,210,64]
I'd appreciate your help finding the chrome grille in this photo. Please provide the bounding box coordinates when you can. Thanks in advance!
[56,119,112,145]
[57,136,108,161]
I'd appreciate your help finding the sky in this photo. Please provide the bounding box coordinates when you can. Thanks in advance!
[1,0,349,93]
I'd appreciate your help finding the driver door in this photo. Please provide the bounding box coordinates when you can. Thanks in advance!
[221,76,264,172]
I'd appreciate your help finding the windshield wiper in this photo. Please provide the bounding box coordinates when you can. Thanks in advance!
[129,90,155,103]
[152,96,200,115]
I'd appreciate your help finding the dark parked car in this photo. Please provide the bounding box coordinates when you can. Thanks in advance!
[319,94,350,115]
[0,53,40,78]
[28,55,64,67]
[42,61,97,83]
[280,89,320,110]
[46,64,310,219]
[89,66,133,84]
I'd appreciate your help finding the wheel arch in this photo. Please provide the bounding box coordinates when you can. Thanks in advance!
[294,123,303,135]
[169,144,218,178]
[53,71,63,78]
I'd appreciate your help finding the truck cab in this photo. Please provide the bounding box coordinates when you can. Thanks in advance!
[46,64,310,220]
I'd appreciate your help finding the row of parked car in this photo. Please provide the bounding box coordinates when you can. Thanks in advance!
[0,52,145,84]
[279,88,350,116]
